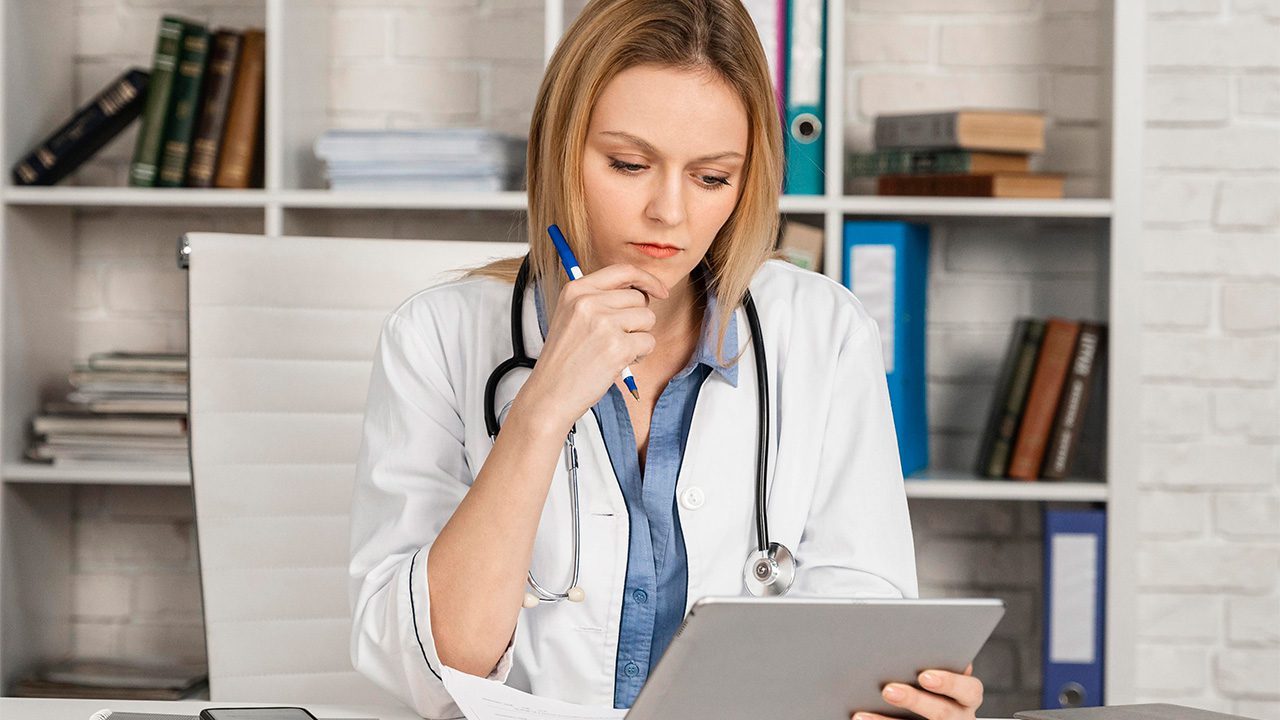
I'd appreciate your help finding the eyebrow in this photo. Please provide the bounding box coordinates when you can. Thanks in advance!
[599,130,744,162]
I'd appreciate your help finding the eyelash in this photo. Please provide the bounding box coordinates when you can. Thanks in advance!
[607,158,732,191]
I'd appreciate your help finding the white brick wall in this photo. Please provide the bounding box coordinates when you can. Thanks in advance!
[1138,2,1280,714]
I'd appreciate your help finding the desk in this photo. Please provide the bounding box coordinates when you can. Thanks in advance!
[1,697,1015,720]
[0,698,422,720]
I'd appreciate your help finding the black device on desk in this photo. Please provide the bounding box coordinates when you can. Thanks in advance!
[200,709,318,720]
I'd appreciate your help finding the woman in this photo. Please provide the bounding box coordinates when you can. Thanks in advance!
[349,0,986,718]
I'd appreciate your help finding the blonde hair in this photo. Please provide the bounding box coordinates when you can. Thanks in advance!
[463,0,787,366]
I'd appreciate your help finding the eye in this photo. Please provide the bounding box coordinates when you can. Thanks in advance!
[607,158,732,192]
[609,158,645,174]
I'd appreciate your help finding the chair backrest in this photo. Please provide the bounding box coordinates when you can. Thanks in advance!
[186,232,525,704]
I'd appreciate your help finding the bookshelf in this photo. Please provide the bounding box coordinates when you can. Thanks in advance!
[0,0,1144,709]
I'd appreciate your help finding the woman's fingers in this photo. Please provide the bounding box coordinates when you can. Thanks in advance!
[918,668,984,709]
[576,263,669,299]
[878,681,967,720]
[593,287,652,309]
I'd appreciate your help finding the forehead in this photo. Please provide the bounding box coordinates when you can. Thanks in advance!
[589,65,748,158]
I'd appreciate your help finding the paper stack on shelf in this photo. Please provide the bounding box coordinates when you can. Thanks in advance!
[314,127,527,191]
[25,351,189,468]
[10,658,207,700]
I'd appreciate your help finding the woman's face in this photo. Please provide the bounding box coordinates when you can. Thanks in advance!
[580,64,749,293]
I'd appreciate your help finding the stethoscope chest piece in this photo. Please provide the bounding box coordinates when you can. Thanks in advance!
[744,542,795,597]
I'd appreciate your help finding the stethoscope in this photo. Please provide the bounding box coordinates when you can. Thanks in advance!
[483,254,795,609]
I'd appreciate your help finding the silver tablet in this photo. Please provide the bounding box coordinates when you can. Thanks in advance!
[627,596,1005,720]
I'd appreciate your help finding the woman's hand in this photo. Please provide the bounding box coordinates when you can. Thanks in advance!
[517,263,669,433]
[852,664,984,720]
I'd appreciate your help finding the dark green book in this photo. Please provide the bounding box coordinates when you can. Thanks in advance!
[975,318,1046,479]
[128,16,190,187]
[847,149,1030,178]
[156,22,209,187]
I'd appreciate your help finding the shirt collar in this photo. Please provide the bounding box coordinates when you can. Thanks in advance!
[532,274,739,388]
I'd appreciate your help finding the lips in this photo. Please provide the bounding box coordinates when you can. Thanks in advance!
[631,242,681,259]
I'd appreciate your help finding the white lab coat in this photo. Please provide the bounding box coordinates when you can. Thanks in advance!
[348,259,918,718]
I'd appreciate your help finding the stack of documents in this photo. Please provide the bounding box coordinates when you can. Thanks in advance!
[26,352,189,468]
[315,128,527,192]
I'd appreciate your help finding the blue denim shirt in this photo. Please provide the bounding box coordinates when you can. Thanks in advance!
[533,274,738,708]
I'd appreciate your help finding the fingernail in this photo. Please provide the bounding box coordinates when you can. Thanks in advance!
[921,672,939,688]
[853,714,871,720]
[883,685,904,701]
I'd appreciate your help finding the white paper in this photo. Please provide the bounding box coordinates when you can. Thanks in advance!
[441,666,627,720]
[850,244,896,373]
[1050,532,1098,664]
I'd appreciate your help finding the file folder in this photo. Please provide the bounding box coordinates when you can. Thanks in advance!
[741,0,788,126]
[783,0,825,195]
[1042,507,1107,709]
[842,221,930,477]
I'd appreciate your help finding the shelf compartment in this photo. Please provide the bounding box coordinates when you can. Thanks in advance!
[2,462,191,486]
[905,471,1107,502]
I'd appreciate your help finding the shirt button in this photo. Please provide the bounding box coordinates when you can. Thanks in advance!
[623,661,640,677]
[680,486,705,510]
[632,588,648,604]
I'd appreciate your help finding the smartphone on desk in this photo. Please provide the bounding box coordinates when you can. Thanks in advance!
[200,708,318,720]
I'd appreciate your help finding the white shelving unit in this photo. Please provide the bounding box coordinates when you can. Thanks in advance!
[0,0,1142,705]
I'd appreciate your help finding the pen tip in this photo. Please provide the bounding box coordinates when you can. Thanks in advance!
[630,388,640,401]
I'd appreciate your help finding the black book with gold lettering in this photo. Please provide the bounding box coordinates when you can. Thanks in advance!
[10,68,149,186]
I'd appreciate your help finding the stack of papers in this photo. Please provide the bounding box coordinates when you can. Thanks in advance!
[315,128,527,192]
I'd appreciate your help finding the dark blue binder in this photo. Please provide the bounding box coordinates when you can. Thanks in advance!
[841,221,930,478]
[1042,507,1107,708]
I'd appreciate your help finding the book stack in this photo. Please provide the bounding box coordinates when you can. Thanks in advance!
[848,109,1065,199]
[314,128,528,192]
[26,352,189,469]
[11,658,207,700]
[975,318,1108,481]
[11,16,265,188]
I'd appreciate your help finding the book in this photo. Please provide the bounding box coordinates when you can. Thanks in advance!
[156,22,211,186]
[11,659,207,700]
[69,368,188,387]
[778,219,824,271]
[32,413,188,437]
[185,30,243,187]
[1008,318,1081,480]
[873,109,1046,153]
[214,28,266,189]
[10,69,150,186]
[976,318,1045,479]
[847,149,1031,178]
[1042,323,1107,479]
[877,173,1065,199]
[88,351,189,373]
[129,16,193,187]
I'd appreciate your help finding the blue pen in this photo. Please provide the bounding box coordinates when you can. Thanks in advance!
[547,224,642,401]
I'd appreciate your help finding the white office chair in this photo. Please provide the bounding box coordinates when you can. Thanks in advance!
[185,232,526,704]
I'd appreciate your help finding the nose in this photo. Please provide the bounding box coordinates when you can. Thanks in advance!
[644,170,687,227]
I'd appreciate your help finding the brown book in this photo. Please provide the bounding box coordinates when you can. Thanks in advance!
[186,29,243,187]
[1008,317,1080,480]
[877,173,1065,199]
[874,109,1046,153]
[1042,323,1107,479]
[214,28,264,189]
